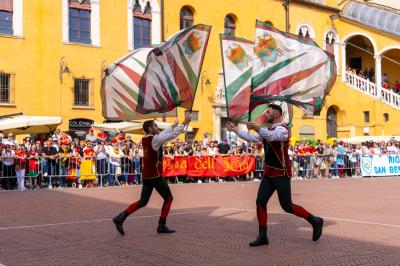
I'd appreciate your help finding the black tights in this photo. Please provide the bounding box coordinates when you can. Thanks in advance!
[256,176,311,230]
[125,177,173,223]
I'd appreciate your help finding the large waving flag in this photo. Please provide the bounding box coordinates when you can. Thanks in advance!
[101,47,176,121]
[220,34,292,126]
[250,20,336,113]
[136,24,212,114]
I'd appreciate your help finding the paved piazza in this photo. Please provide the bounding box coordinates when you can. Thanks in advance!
[1,177,400,265]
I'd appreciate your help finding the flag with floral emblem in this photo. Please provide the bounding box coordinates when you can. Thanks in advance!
[250,20,336,114]
[220,34,293,126]
[136,24,212,114]
[101,47,176,121]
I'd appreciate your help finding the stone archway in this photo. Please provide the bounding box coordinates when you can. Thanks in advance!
[345,35,376,77]
[379,47,400,89]
[341,33,378,86]
[326,106,337,138]
[324,29,340,73]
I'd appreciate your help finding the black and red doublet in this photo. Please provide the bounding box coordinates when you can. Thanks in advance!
[141,135,163,179]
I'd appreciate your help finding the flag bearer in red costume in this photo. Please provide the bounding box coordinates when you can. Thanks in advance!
[227,104,323,247]
[113,115,191,235]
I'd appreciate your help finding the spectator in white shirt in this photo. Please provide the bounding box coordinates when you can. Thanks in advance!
[207,141,219,156]
[107,143,122,186]
[86,128,97,143]
[2,132,18,147]
[94,139,108,184]
[52,129,61,143]
[202,132,210,148]
[387,141,398,154]
[2,145,15,190]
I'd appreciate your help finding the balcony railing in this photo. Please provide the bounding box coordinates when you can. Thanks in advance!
[345,71,377,98]
[345,71,400,110]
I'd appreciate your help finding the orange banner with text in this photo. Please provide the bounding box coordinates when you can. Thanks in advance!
[162,155,256,177]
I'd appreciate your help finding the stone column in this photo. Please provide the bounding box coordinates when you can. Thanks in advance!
[341,42,347,82]
[91,0,101,47]
[62,0,69,43]
[151,10,162,44]
[375,54,382,98]
[13,0,23,37]
[127,2,133,50]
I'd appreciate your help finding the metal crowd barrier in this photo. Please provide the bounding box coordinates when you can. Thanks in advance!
[0,153,367,190]
[0,156,142,190]
[290,154,362,179]
[250,154,362,179]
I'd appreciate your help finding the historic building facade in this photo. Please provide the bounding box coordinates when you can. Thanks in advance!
[1,0,400,140]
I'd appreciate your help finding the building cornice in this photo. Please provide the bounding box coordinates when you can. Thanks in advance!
[291,0,341,12]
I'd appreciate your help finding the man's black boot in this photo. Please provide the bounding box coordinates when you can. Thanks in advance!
[113,211,128,235]
[307,215,324,241]
[249,227,269,247]
[157,218,175,233]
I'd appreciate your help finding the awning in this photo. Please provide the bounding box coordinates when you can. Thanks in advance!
[341,1,400,38]
[92,121,193,135]
[0,116,62,135]
[91,122,137,132]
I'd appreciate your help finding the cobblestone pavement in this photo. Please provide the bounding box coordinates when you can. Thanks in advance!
[1,177,400,265]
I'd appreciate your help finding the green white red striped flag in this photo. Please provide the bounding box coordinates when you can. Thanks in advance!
[101,47,176,121]
[250,20,336,113]
[136,24,211,114]
[220,34,292,126]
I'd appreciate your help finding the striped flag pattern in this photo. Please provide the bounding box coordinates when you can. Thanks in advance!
[101,47,176,121]
[220,34,292,126]
[137,24,211,114]
[250,20,336,113]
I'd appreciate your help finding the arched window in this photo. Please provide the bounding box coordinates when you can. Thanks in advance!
[180,6,193,30]
[298,25,310,38]
[325,31,336,54]
[144,1,151,14]
[133,0,141,13]
[384,113,389,122]
[297,24,315,39]
[224,15,236,36]
[69,0,91,44]
[324,30,340,74]
[133,0,152,49]
[326,106,337,138]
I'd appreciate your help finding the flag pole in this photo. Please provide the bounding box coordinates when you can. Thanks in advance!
[184,109,192,141]
[161,0,167,122]
[283,0,290,33]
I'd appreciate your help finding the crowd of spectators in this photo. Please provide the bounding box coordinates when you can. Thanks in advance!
[347,66,375,83]
[1,128,400,191]
[346,66,400,94]
[289,139,400,180]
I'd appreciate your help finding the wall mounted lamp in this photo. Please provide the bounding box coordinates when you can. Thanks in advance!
[59,57,70,83]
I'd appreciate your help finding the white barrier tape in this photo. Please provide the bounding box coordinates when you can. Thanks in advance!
[228,208,400,229]
[0,208,234,230]
[1,207,399,231]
